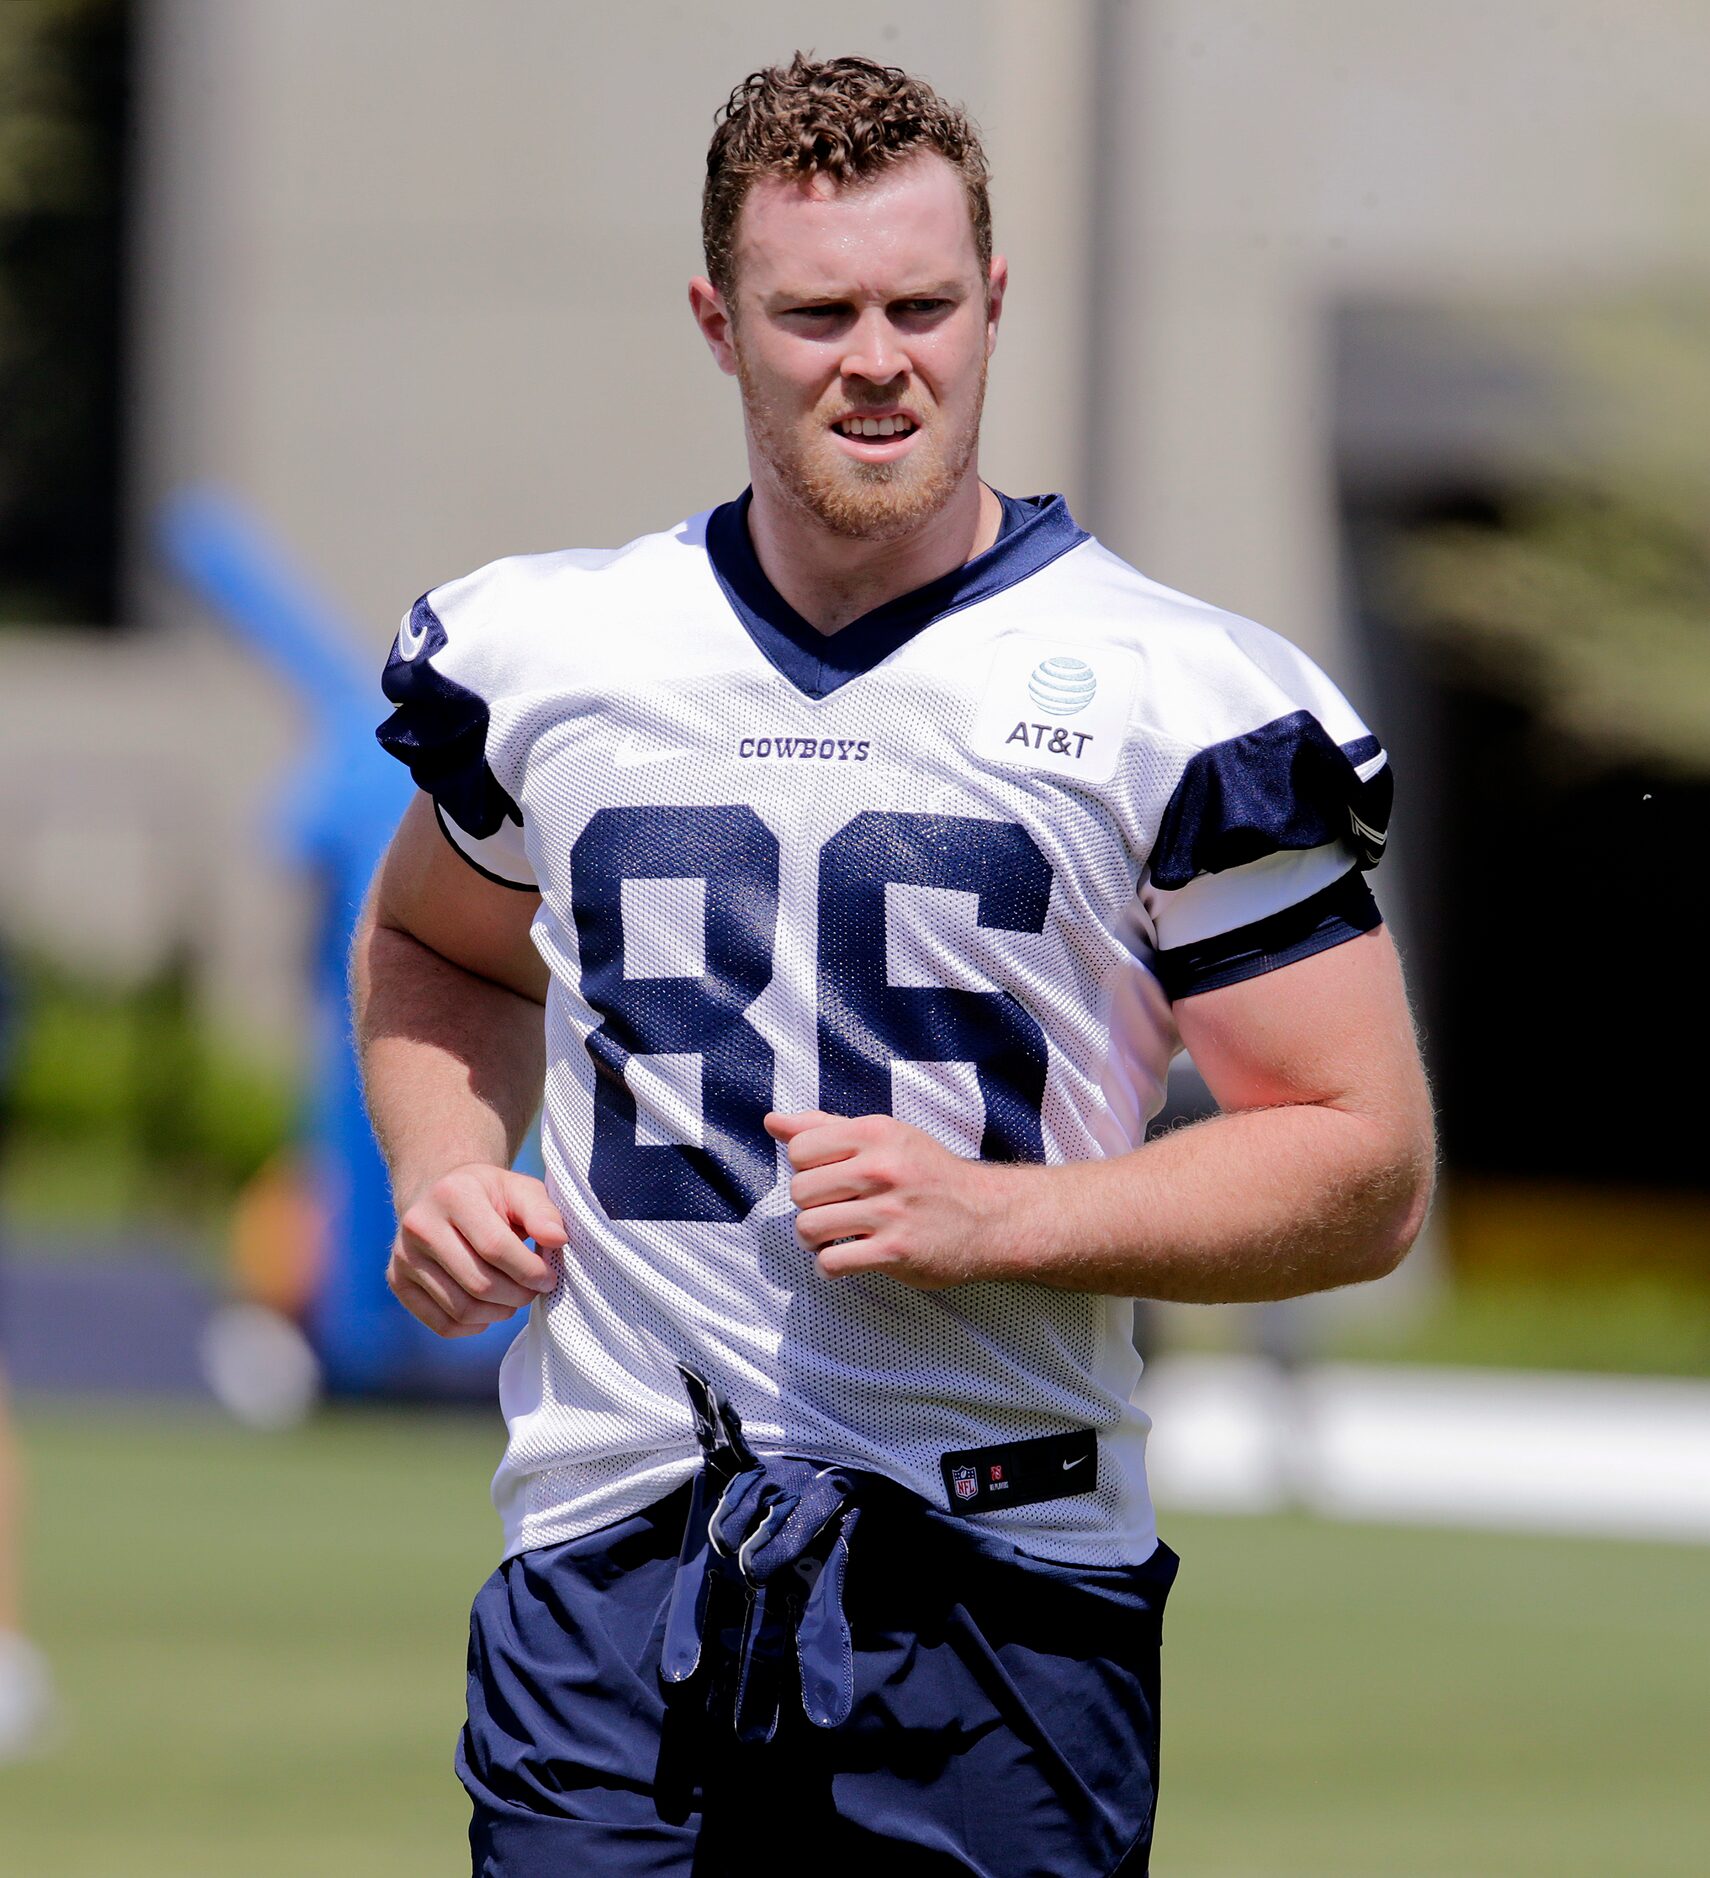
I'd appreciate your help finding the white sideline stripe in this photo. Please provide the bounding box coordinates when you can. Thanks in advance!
[1137,1357,1710,1545]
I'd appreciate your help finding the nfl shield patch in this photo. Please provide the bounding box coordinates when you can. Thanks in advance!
[951,1465,979,1503]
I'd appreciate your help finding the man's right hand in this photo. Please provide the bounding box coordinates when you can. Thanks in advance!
[387,1164,569,1338]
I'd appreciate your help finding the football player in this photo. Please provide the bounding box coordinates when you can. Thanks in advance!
[353,53,1434,1877]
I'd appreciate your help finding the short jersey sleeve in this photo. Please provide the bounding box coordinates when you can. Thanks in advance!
[1138,621,1391,1000]
[374,589,538,890]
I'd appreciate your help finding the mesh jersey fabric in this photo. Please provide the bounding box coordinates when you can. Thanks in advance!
[376,492,1391,1566]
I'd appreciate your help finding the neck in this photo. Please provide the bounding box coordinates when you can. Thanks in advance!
[744,465,1002,635]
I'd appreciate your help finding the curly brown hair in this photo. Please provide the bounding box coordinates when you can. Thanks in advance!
[703,53,992,300]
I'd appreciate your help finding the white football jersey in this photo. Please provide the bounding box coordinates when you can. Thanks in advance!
[378,492,1391,1565]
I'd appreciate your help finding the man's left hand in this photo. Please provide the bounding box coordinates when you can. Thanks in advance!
[765,1110,1020,1289]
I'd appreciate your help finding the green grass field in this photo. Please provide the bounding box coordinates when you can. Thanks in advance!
[3,1409,1705,1875]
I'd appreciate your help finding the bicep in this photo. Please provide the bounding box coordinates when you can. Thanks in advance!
[370,792,547,1004]
[1173,926,1432,1144]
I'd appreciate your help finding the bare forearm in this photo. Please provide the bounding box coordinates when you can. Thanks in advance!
[986,1100,1434,1302]
[781,931,1436,1300]
[351,910,546,1208]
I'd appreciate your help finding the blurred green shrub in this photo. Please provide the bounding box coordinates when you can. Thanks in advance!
[1388,304,1710,780]
[0,950,298,1251]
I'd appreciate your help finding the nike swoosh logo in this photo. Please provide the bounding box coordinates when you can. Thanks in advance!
[396,613,429,661]
[1062,1454,1089,1470]
[612,737,689,769]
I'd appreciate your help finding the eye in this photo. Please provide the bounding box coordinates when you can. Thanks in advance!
[896,299,952,318]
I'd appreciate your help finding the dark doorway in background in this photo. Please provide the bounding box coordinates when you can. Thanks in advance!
[0,0,134,627]
[1334,305,1710,1269]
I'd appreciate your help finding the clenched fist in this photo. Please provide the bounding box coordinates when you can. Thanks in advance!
[766,1110,1023,1290]
[388,1163,568,1337]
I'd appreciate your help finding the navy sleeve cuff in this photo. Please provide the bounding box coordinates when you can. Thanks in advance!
[1153,869,1382,1000]
[1148,711,1391,890]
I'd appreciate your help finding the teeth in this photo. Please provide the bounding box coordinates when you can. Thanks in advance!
[841,416,912,439]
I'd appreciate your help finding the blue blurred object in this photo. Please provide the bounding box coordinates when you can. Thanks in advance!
[159,487,527,1396]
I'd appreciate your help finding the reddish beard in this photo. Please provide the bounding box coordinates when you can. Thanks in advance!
[736,352,987,542]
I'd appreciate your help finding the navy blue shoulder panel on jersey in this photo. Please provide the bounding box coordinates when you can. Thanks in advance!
[375,596,523,840]
[1152,868,1382,1000]
[1148,711,1391,892]
[705,489,1090,700]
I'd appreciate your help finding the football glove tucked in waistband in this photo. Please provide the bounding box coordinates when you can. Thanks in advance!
[662,1366,862,1743]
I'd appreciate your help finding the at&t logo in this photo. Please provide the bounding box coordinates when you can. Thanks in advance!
[1008,655,1099,760]
[1026,656,1097,715]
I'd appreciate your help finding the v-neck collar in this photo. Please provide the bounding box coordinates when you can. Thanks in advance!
[703,487,1089,700]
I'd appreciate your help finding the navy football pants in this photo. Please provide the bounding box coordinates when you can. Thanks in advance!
[458,1477,1176,1877]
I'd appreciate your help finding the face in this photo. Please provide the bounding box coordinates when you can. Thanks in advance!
[691,153,1006,541]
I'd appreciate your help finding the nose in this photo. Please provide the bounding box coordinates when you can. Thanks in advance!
[840,307,909,388]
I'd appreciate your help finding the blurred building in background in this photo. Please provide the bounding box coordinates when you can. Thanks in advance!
[1,0,1707,1297]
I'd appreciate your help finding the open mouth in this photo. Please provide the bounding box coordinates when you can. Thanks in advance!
[831,412,921,459]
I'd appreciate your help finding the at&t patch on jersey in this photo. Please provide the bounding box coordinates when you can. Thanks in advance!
[969,635,1139,783]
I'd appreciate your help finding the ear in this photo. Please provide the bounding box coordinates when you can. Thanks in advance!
[984,254,1009,359]
[688,276,739,377]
